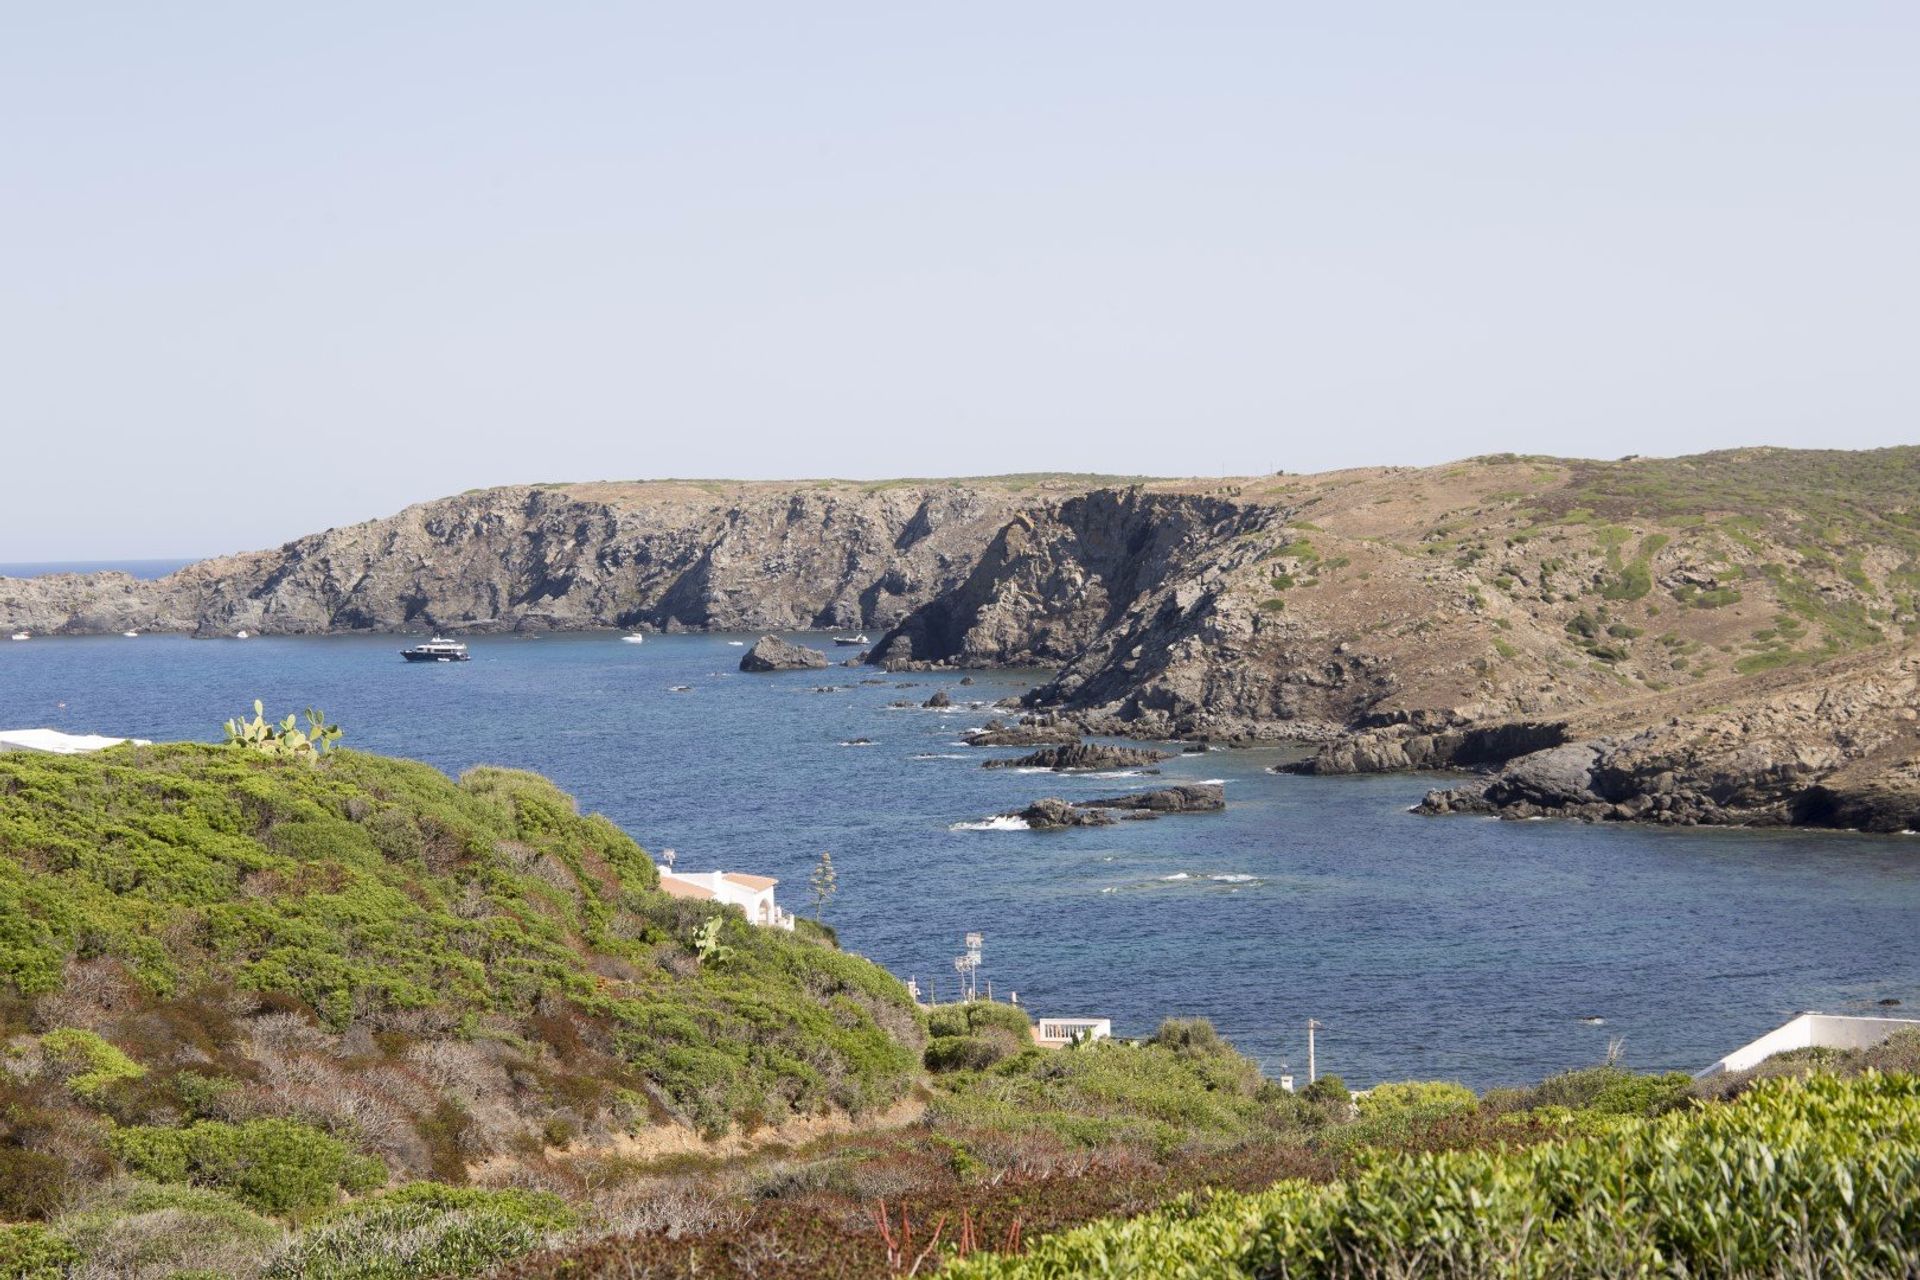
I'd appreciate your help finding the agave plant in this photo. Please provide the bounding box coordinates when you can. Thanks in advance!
[222,701,343,761]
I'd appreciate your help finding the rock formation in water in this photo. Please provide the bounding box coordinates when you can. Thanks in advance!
[7,449,1918,830]
[739,635,829,672]
[982,743,1171,771]
[1009,798,1116,830]
[1078,783,1226,815]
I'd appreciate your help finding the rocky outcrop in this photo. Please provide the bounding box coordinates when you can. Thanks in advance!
[982,743,1170,771]
[739,636,829,672]
[1279,721,1569,776]
[1418,647,1920,830]
[964,721,1083,748]
[922,690,952,709]
[1079,783,1225,815]
[0,481,1045,637]
[10,449,1920,832]
[1011,798,1116,830]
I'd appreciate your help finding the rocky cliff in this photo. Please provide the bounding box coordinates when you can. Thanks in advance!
[6,449,1918,830]
[0,480,1093,637]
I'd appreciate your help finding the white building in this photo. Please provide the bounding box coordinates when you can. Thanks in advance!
[0,728,150,755]
[655,866,796,930]
[1033,1017,1112,1048]
[1696,1012,1920,1077]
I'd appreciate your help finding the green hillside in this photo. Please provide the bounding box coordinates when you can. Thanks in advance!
[0,741,922,1274]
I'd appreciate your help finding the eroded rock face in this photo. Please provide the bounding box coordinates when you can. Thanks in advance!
[1417,649,1920,829]
[0,482,1035,638]
[739,635,829,672]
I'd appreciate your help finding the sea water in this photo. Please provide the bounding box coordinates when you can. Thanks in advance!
[3,630,1916,1087]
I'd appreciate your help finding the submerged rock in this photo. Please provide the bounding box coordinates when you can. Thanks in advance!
[739,635,830,673]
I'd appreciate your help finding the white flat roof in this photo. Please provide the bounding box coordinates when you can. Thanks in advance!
[0,728,150,755]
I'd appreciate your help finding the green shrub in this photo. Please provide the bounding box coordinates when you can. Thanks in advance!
[0,745,919,1137]
[1299,1074,1348,1104]
[39,1027,145,1100]
[112,1118,386,1215]
[51,1180,277,1278]
[926,1001,1031,1040]
[951,1072,1920,1280]
[1356,1079,1476,1118]
[0,1224,79,1280]
[264,1185,568,1279]
[315,1180,573,1231]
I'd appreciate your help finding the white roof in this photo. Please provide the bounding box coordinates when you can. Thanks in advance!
[0,728,150,755]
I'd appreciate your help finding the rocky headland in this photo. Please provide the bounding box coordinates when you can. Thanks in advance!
[7,449,1918,831]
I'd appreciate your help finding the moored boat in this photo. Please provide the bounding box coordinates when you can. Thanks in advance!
[833,633,870,646]
[401,637,470,663]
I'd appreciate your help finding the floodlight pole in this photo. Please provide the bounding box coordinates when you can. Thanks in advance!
[1307,1019,1324,1083]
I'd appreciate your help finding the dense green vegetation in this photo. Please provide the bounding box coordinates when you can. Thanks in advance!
[950,1071,1920,1279]
[5,740,1918,1279]
[0,742,921,1277]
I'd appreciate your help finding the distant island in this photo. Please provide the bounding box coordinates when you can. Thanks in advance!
[4,448,1917,832]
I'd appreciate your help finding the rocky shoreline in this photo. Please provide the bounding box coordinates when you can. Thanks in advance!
[8,450,1919,835]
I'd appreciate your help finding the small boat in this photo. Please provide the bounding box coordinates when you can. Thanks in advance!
[9,631,28,641]
[122,630,139,638]
[621,633,646,645]
[401,637,470,663]
[833,633,871,646]
[234,630,250,639]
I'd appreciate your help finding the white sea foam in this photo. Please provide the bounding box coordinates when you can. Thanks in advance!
[1195,778,1226,786]
[1160,872,1192,881]
[726,640,745,646]
[912,753,969,761]
[1209,873,1256,883]
[838,741,873,748]
[1100,886,1117,894]
[951,815,1030,832]
[1089,770,1144,779]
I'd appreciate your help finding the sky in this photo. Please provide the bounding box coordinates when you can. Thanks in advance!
[4,5,1917,559]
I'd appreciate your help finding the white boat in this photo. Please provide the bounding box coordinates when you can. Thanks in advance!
[122,630,139,638]
[726,640,745,646]
[234,630,250,639]
[621,633,646,645]
[9,631,28,641]
[402,637,470,663]
[833,633,871,646]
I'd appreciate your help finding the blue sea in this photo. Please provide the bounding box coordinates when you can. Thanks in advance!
[0,559,195,579]
[3,631,1916,1088]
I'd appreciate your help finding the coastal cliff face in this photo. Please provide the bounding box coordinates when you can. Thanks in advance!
[5,449,1918,829]
[0,481,1068,637]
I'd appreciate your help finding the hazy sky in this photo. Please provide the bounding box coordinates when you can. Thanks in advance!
[5,5,1917,559]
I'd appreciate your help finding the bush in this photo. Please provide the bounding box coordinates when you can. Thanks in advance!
[1299,1074,1348,1104]
[926,1001,1032,1040]
[52,1180,277,1279]
[264,1185,571,1279]
[1355,1080,1477,1119]
[950,1072,1920,1280]
[0,1224,79,1280]
[39,1028,145,1101]
[1147,1018,1225,1056]
[112,1118,386,1215]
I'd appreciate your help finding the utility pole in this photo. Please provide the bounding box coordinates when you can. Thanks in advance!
[1307,1019,1324,1083]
